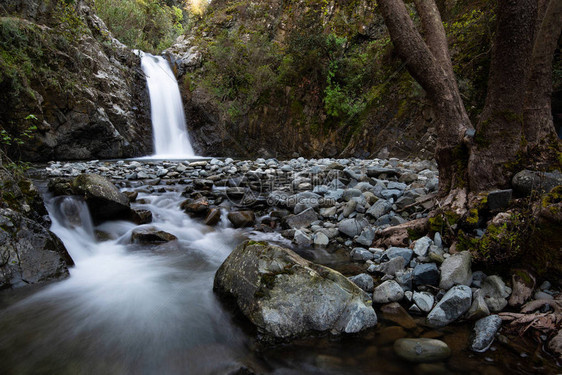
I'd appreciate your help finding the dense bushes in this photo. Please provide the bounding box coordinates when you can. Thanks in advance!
[94,0,187,52]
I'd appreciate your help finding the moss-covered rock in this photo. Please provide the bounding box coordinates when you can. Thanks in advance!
[214,240,377,341]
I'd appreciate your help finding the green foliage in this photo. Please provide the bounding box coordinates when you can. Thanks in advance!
[94,0,187,53]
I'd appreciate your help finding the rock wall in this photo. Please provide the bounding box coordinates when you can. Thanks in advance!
[0,0,152,161]
[0,152,71,289]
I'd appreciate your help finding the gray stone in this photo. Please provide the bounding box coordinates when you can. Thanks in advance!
[481,275,511,312]
[373,280,404,304]
[367,167,398,178]
[284,208,318,229]
[426,285,472,327]
[131,227,177,244]
[342,189,362,201]
[380,189,402,200]
[393,338,451,363]
[471,270,487,288]
[313,232,330,246]
[466,289,490,320]
[413,236,433,257]
[434,232,443,249]
[386,247,414,264]
[349,273,374,293]
[534,291,554,300]
[343,200,357,217]
[379,257,406,276]
[470,315,502,352]
[487,189,512,210]
[338,218,369,238]
[439,251,472,290]
[366,199,392,219]
[413,263,439,287]
[214,241,377,340]
[355,226,375,246]
[509,270,536,307]
[294,230,313,247]
[413,291,435,313]
[395,269,413,291]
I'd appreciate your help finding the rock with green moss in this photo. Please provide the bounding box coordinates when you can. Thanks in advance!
[213,241,377,341]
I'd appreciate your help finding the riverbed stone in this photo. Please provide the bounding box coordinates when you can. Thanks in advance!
[378,256,406,276]
[413,236,432,257]
[508,269,535,307]
[351,247,374,262]
[214,241,377,340]
[393,338,451,363]
[204,208,222,226]
[131,227,177,244]
[386,247,414,264]
[349,273,374,293]
[313,232,329,246]
[426,285,472,327]
[439,251,472,290]
[366,199,392,219]
[338,218,369,238]
[466,289,490,320]
[413,291,434,313]
[355,226,375,246]
[470,315,502,353]
[373,280,404,304]
[284,208,318,229]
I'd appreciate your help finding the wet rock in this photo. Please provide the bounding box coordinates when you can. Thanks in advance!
[0,208,70,289]
[214,241,377,340]
[481,275,511,313]
[227,211,256,228]
[413,263,439,287]
[470,315,502,352]
[373,280,404,303]
[131,227,177,244]
[131,209,153,225]
[439,251,472,290]
[204,207,222,226]
[71,174,131,223]
[338,218,369,238]
[393,338,451,363]
[349,273,374,293]
[181,197,210,217]
[380,302,417,329]
[426,285,472,327]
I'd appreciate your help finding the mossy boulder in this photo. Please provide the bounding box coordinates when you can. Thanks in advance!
[214,241,377,341]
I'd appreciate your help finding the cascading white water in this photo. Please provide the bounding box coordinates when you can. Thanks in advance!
[140,52,196,158]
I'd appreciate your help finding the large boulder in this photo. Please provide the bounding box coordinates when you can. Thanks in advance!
[214,241,377,341]
[70,174,132,223]
[512,170,562,196]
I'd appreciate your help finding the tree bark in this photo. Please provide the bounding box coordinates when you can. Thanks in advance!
[523,0,562,152]
[378,0,471,196]
[467,0,538,192]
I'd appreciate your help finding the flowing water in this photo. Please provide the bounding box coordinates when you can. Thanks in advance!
[140,52,196,158]
[0,184,557,374]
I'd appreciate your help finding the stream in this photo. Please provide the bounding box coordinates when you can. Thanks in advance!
[0,180,556,375]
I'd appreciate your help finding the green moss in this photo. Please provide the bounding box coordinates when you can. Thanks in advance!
[466,208,479,225]
[247,240,267,246]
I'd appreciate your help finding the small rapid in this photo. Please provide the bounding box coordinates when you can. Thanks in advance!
[0,188,255,374]
[140,52,196,158]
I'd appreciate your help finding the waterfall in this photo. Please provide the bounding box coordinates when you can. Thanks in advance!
[140,52,195,158]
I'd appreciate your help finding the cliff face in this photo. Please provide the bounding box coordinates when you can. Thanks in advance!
[167,0,494,159]
[0,0,152,161]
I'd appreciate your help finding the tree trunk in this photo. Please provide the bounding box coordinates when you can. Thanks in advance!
[378,0,472,196]
[523,0,562,153]
[467,0,538,192]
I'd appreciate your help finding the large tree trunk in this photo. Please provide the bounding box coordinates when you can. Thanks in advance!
[523,0,562,153]
[467,0,538,192]
[378,0,472,196]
